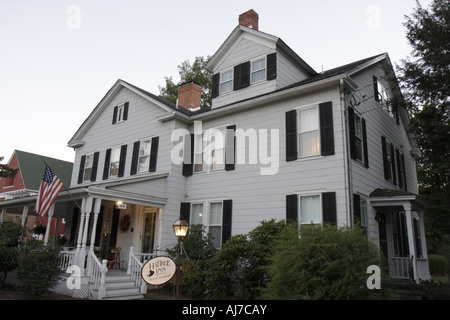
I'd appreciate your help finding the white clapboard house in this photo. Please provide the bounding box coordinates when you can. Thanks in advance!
[0,10,430,299]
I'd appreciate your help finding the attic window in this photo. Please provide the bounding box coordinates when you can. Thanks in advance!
[220,70,233,94]
[251,57,266,84]
[112,102,129,124]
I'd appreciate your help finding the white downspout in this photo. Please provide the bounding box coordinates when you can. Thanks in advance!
[340,79,353,227]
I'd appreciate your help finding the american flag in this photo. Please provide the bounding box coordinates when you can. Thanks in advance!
[34,164,64,217]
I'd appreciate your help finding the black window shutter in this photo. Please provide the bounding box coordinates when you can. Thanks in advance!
[396,149,403,189]
[112,106,118,124]
[123,102,129,121]
[77,155,86,184]
[182,134,194,177]
[362,118,369,168]
[391,143,397,185]
[130,141,140,175]
[373,76,380,102]
[285,110,298,161]
[267,53,277,80]
[212,73,220,98]
[222,200,233,244]
[381,137,389,179]
[91,152,99,182]
[225,125,236,171]
[348,107,357,160]
[180,202,191,223]
[322,192,337,226]
[319,101,334,156]
[353,194,361,225]
[402,154,407,191]
[149,136,159,172]
[103,148,111,180]
[234,62,250,90]
[286,194,298,224]
[118,144,127,177]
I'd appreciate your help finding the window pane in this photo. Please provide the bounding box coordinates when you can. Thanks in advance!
[138,155,150,172]
[299,107,318,132]
[209,202,223,225]
[209,226,222,248]
[300,195,321,224]
[252,69,265,83]
[220,70,233,93]
[360,199,368,227]
[299,131,320,156]
[191,204,203,225]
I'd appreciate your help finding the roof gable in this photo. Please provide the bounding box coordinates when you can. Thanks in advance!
[206,25,316,76]
[67,79,178,148]
[15,150,73,190]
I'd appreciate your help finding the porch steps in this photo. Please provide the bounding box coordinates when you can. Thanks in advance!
[91,271,145,300]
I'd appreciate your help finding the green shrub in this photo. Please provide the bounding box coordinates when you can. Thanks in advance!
[203,219,288,299]
[262,223,382,300]
[428,254,448,276]
[0,217,26,287]
[436,234,450,275]
[16,242,64,298]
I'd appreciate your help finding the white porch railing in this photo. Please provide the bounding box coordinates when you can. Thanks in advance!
[127,246,153,294]
[59,250,76,271]
[391,256,412,279]
[87,250,108,299]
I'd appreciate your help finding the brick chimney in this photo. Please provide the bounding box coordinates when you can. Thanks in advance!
[177,81,202,110]
[239,9,259,30]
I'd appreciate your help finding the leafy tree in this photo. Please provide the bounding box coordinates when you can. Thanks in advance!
[0,156,18,178]
[158,56,212,109]
[397,0,450,251]
[262,224,382,300]
[0,217,26,287]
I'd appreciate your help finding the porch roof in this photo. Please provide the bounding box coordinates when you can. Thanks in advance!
[369,188,427,211]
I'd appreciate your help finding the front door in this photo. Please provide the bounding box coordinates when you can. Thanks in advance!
[99,207,120,259]
[142,210,156,253]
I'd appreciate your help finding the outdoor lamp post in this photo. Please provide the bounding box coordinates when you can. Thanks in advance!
[172,218,189,299]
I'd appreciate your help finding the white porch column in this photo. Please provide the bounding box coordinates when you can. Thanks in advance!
[21,206,29,227]
[89,198,102,252]
[79,196,93,272]
[75,198,87,253]
[0,208,6,222]
[43,204,55,245]
[403,203,418,282]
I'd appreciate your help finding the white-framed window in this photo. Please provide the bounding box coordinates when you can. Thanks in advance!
[385,138,394,181]
[359,196,368,227]
[298,106,320,157]
[191,203,204,226]
[194,127,226,173]
[220,69,233,94]
[138,139,151,173]
[209,202,223,248]
[194,133,205,173]
[299,194,321,225]
[375,78,395,119]
[354,114,364,163]
[115,103,126,123]
[109,146,121,177]
[251,57,266,84]
[83,153,95,181]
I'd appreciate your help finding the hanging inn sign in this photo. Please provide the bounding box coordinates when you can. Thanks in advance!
[141,256,176,285]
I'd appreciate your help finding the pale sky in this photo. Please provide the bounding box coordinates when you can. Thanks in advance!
[0,0,433,164]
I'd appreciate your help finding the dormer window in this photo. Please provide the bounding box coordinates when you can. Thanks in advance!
[220,70,233,94]
[251,57,266,84]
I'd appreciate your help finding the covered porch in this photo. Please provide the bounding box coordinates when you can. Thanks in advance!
[0,185,172,299]
[370,188,431,283]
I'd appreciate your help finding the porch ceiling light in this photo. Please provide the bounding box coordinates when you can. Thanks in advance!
[172,219,189,238]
